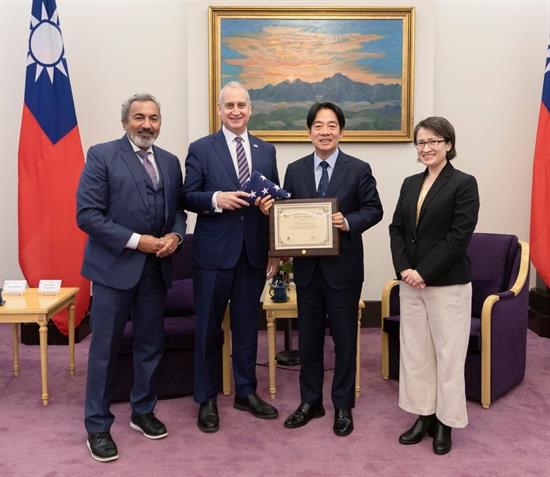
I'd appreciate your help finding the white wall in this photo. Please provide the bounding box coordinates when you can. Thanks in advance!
[0,0,547,300]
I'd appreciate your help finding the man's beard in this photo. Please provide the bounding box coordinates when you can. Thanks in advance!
[128,129,157,148]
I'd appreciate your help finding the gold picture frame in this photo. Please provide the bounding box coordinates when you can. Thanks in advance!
[209,6,415,143]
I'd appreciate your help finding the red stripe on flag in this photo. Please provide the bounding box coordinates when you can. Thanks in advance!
[531,102,550,286]
[18,105,90,334]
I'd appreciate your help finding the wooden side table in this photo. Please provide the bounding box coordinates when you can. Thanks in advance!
[262,283,364,399]
[0,288,79,406]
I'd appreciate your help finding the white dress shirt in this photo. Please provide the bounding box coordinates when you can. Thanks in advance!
[313,148,349,232]
[211,125,253,212]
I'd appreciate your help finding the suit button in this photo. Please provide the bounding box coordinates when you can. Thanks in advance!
[411,239,416,244]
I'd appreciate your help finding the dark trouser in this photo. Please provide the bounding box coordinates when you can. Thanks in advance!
[84,256,166,433]
[297,267,361,410]
[193,249,265,404]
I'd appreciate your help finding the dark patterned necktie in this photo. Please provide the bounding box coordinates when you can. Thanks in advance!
[235,136,250,187]
[136,149,159,190]
[317,161,329,198]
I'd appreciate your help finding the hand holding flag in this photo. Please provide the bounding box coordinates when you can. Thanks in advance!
[241,170,291,205]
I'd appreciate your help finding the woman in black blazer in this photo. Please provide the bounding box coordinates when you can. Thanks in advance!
[389,117,479,455]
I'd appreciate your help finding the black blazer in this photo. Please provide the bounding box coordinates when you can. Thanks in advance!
[283,150,383,289]
[389,161,479,286]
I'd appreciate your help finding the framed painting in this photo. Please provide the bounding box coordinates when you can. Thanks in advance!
[209,6,415,142]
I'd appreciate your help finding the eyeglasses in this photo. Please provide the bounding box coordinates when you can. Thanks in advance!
[414,139,447,150]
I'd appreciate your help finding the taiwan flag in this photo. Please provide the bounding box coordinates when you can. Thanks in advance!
[18,0,89,334]
[531,43,550,287]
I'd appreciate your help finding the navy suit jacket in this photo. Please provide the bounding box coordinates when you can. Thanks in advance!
[283,150,383,289]
[389,161,479,286]
[77,135,186,290]
[182,130,279,270]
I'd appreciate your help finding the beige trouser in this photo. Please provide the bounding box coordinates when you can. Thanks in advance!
[398,282,471,428]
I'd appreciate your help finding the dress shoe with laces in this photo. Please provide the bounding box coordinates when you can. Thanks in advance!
[333,409,354,436]
[399,414,436,445]
[87,432,119,462]
[197,399,219,433]
[433,419,452,455]
[234,393,278,419]
[284,402,326,429]
[130,413,168,439]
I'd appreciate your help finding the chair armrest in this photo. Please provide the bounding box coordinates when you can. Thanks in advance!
[381,279,399,380]
[510,241,529,296]
[481,239,529,332]
[479,239,529,408]
[381,280,400,324]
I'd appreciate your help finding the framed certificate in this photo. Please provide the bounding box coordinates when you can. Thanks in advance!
[269,198,340,257]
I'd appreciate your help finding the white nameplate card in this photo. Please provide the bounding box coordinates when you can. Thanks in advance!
[38,280,62,295]
[3,280,28,296]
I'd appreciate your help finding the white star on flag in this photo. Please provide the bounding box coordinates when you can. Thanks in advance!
[241,170,291,204]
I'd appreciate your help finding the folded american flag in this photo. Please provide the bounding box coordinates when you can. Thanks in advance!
[241,170,291,204]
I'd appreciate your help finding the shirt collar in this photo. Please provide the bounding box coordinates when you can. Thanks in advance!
[127,135,153,155]
[314,148,339,170]
[222,125,249,144]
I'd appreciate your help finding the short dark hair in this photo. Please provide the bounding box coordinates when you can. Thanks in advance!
[413,116,457,160]
[306,102,346,129]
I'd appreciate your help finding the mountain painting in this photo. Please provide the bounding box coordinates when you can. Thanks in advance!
[210,8,415,142]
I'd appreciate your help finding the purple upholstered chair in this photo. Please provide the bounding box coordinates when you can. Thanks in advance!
[380,233,530,408]
[111,234,230,401]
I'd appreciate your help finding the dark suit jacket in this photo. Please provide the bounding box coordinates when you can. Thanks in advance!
[283,150,383,289]
[389,161,480,286]
[77,135,186,290]
[181,129,279,270]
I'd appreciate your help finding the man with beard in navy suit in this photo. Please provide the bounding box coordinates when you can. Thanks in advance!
[77,93,186,461]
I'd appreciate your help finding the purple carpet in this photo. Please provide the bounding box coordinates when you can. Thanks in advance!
[0,325,549,476]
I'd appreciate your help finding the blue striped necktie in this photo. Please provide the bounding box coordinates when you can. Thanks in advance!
[317,161,329,198]
[235,136,250,187]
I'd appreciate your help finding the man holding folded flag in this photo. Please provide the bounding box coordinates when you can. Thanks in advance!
[182,81,280,433]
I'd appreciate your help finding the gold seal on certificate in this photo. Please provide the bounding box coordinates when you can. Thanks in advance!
[269,198,340,257]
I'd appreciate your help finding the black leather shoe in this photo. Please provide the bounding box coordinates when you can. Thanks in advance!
[433,420,452,455]
[234,393,278,419]
[87,432,119,462]
[399,414,436,445]
[130,413,168,439]
[284,402,325,429]
[198,399,219,433]
[333,409,354,436]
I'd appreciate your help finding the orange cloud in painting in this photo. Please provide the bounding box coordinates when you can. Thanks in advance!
[223,26,400,88]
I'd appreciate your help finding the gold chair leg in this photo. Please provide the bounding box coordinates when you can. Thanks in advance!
[68,303,76,376]
[39,318,49,406]
[12,324,20,376]
[267,312,277,399]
